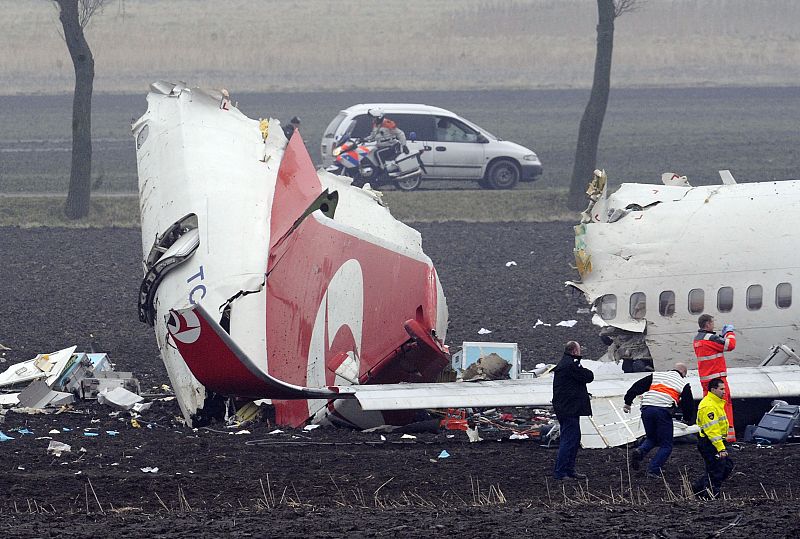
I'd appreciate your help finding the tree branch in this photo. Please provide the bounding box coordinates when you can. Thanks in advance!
[614,0,641,18]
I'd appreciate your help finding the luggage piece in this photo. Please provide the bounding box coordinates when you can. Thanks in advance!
[751,403,800,444]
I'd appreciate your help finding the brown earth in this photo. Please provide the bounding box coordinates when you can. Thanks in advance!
[1,223,799,538]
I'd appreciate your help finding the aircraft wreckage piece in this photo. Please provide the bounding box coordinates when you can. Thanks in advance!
[132,81,449,428]
[568,170,800,371]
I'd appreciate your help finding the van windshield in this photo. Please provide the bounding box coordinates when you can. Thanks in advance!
[323,113,347,138]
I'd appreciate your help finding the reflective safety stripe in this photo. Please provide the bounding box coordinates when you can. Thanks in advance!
[697,353,724,361]
[710,435,724,442]
[699,415,727,430]
[700,371,727,380]
[650,383,680,402]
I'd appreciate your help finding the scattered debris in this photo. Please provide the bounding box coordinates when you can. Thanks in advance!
[438,450,450,459]
[97,387,144,410]
[140,467,159,473]
[47,440,71,456]
[556,320,577,327]
[477,328,492,335]
[505,261,517,267]
[0,347,148,421]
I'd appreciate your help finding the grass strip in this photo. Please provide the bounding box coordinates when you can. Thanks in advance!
[0,189,576,228]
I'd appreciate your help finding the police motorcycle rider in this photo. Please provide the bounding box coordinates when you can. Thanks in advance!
[364,108,407,171]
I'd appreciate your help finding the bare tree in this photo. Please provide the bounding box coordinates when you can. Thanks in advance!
[567,0,639,210]
[55,0,107,219]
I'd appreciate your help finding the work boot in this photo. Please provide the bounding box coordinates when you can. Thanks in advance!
[568,472,587,480]
[629,449,643,471]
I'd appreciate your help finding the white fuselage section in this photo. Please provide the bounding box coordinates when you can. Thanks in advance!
[570,179,800,370]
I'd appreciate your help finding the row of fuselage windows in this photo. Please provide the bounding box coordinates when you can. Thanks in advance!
[598,283,793,321]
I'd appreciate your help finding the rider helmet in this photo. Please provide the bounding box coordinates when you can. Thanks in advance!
[368,108,385,125]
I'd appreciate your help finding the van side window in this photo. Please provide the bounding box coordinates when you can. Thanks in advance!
[659,291,675,316]
[597,294,617,320]
[746,285,763,310]
[347,114,373,139]
[717,287,733,312]
[688,289,704,314]
[435,116,479,143]
[392,114,436,141]
[776,282,792,308]
[629,292,646,319]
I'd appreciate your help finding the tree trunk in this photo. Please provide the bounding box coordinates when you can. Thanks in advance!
[58,0,95,220]
[567,0,615,211]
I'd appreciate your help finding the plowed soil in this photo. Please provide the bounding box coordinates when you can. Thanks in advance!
[2,224,799,538]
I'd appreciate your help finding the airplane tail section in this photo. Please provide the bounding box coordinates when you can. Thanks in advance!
[167,305,355,401]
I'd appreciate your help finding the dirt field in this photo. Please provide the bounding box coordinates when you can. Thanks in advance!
[2,223,800,537]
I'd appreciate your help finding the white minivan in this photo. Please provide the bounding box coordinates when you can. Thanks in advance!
[321,103,542,189]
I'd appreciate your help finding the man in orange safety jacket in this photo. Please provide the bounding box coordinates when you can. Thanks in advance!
[693,313,737,442]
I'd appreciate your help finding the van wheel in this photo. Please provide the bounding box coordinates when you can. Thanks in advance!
[486,159,519,189]
[395,176,422,191]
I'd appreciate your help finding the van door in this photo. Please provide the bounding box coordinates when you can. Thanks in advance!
[387,113,434,174]
[431,116,485,179]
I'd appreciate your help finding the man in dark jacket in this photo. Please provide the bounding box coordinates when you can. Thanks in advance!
[552,341,594,480]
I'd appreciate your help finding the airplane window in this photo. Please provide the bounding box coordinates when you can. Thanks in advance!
[659,291,675,316]
[629,292,646,319]
[597,294,617,320]
[746,285,763,310]
[777,282,792,309]
[717,287,734,312]
[688,289,704,314]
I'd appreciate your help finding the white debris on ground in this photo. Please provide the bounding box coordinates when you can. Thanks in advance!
[0,346,151,417]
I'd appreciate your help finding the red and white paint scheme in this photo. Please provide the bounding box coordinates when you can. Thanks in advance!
[132,82,449,427]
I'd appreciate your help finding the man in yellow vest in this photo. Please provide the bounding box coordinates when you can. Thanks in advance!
[692,377,735,499]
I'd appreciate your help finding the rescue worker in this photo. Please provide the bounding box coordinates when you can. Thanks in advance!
[552,341,594,481]
[692,377,735,499]
[623,362,695,477]
[283,116,301,140]
[693,314,737,441]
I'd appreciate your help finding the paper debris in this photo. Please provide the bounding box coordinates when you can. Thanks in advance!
[505,261,517,267]
[140,467,159,473]
[438,450,450,459]
[509,433,529,440]
[234,430,251,435]
[0,431,14,442]
[47,440,71,456]
[466,427,482,443]
[477,328,492,335]
[533,319,551,328]
[303,424,321,431]
[132,402,152,413]
[556,320,578,327]
[400,434,417,440]
[269,429,284,435]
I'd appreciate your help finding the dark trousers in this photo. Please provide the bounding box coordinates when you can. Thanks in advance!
[637,405,674,474]
[692,436,734,497]
[554,415,581,479]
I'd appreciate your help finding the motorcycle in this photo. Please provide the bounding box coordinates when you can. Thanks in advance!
[326,137,426,191]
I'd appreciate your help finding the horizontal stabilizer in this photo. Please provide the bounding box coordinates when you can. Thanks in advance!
[168,305,356,400]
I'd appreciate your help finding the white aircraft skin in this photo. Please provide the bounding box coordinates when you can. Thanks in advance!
[132,82,448,427]
[568,171,800,371]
